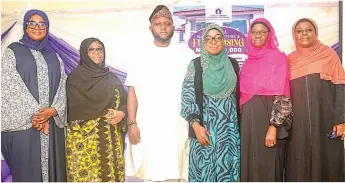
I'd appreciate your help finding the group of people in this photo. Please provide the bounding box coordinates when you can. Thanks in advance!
[1,4,344,183]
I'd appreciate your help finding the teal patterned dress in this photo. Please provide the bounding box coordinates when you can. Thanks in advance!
[180,61,241,182]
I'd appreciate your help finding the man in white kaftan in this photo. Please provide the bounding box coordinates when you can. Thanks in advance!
[124,5,195,182]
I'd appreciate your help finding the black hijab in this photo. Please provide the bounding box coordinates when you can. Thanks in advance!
[67,38,126,121]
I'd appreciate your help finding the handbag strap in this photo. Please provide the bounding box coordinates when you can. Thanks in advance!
[193,57,204,126]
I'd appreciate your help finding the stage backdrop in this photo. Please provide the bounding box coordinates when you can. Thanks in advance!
[1,0,343,182]
[170,1,340,68]
[1,0,342,72]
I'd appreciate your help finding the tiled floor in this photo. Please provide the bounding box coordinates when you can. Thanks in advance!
[125,176,187,182]
[125,176,144,182]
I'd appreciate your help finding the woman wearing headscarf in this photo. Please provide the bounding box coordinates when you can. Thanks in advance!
[240,18,292,182]
[180,23,240,182]
[1,9,67,182]
[66,38,127,182]
[286,18,345,181]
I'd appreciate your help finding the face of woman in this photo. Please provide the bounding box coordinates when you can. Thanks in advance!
[294,21,317,48]
[87,41,105,65]
[250,23,269,48]
[204,29,224,55]
[25,14,47,41]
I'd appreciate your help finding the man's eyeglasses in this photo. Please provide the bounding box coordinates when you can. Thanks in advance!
[88,47,104,54]
[251,30,269,36]
[205,35,223,43]
[27,21,47,30]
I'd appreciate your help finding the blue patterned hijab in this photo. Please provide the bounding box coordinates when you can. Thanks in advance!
[20,9,52,51]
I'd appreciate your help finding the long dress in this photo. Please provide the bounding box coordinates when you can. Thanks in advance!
[240,95,292,181]
[66,88,127,182]
[286,73,345,181]
[180,62,241,182]
[1,43,67,182]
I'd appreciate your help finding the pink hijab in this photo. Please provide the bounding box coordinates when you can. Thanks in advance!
[240,18,290,107]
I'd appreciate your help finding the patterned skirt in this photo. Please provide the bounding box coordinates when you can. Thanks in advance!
[66,118,126,182]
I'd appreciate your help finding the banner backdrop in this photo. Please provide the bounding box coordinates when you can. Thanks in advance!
[1,0,342,182]
[171,1,340,68]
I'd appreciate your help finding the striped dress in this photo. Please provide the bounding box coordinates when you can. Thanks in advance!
[180,62,240,182]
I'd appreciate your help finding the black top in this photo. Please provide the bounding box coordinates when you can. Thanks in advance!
[66,38,126,121]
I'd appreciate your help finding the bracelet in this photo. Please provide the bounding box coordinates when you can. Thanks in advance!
[128,120,137,126]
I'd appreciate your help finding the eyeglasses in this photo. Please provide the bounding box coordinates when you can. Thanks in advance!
[205,35,223,43]
[27,21,47,30]
[251,30,269,36]
[87,47,104,54]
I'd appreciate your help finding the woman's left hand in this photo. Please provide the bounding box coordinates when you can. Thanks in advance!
[333,123,345,140]
[265,126,277,148]
[32,108,57,124]
[104,109,125,125]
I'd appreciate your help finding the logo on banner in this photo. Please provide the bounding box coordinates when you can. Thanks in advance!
[206,4,232,22]
[215,8,222,14]
[188,26,248,55]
